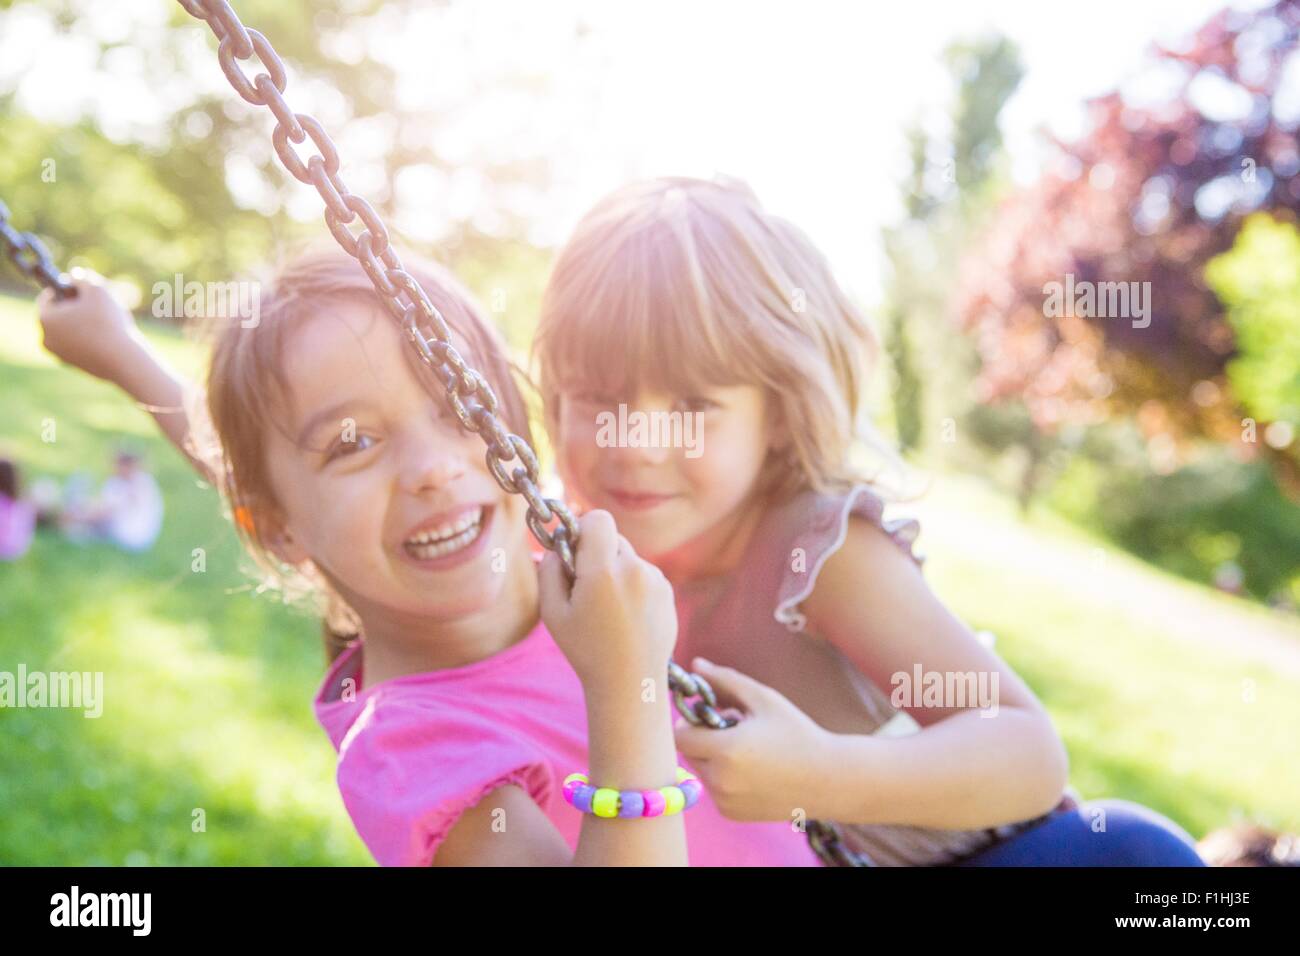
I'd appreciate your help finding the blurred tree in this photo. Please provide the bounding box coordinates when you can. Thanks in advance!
[880,34,1024,465]
[954,0,1300,494]
[1206,212,1300,435]
[0,0,566,319]
[946,35,1025,217]
[884,301,923,453]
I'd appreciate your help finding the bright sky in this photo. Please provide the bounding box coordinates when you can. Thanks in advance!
[0,0,1278,305]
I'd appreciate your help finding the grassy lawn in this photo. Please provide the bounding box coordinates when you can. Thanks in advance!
[1,289,1296,864]
[912,477,1300,840]
[0,292,369,865]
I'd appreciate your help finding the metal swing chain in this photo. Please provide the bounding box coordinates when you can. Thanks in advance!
[174,0,865,866]
[0,199,75,299]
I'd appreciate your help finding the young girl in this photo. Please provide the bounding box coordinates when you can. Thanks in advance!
[36,249,825,866]
[534,175,1207,866]
[0,457,37,561]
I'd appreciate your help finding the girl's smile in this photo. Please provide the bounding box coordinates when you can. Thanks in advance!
[398,502,495,569]
[602,487,680,512]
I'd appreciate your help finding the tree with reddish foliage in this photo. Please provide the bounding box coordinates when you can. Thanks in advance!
[955,0,1300,493]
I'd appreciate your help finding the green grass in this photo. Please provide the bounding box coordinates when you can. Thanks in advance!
[917,480,1300,839]
[1,289,1297,865]
[0,291,369,864]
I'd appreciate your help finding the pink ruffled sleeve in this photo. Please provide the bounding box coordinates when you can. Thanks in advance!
[335,695,553,866]
[774,483,925,634]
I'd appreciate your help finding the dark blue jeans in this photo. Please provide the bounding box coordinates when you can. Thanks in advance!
[954,799,1207,866]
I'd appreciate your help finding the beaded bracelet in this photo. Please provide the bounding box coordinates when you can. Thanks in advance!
[562,766,703,818]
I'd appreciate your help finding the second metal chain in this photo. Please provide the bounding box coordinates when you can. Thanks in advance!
[0,200,74,299]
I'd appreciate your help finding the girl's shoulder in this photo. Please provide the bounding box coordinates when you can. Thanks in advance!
[767,482,925,633]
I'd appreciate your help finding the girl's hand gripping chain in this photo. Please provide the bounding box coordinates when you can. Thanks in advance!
[673,658,842,823]
[538,509,677,701]
[536,509,688,867]
[36,269,142,386]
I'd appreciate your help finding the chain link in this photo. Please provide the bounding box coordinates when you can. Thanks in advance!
[178,0,867,866]
[0,199,75,299]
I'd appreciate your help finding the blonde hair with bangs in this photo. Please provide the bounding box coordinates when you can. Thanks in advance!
[535,175,913,503]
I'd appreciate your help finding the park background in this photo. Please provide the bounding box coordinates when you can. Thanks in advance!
[0,0,1297,864]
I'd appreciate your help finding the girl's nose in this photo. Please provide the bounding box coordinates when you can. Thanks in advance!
[399,429,468,496]
[615,432,672,466]
[608,394,676,465]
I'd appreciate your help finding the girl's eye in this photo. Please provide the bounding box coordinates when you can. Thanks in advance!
[327,432,378,462]
[677,396,718,413]
[571,391,618,408]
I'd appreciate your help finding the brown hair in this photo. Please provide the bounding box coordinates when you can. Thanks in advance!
[189,245,533,659]
[534,175,918,504]
[0,458,17,500]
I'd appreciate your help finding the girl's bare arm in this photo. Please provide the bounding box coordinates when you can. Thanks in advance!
[111,335,213,485]
[37,275,214,484]
[802,515,1069,829]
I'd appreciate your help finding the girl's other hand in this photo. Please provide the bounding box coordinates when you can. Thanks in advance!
[673,658,840,822]
[538,508,677,700]
[36,268,141,385]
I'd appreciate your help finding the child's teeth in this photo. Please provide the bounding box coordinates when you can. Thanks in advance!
[404,508,484,558]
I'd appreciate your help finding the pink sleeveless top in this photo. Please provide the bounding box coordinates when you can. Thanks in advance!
[672,483,1060,866]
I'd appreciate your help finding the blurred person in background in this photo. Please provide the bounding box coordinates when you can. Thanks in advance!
[0,456,37,561]
[60,448,163,553]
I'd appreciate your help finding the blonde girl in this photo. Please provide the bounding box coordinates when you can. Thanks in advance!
[534,176,1206,866]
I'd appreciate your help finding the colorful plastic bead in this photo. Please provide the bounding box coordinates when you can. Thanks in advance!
[562,773,589,803]
[572,784,595,814]
[617,791,646,818]
[661,786,686,815]
[592,787,621,818]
